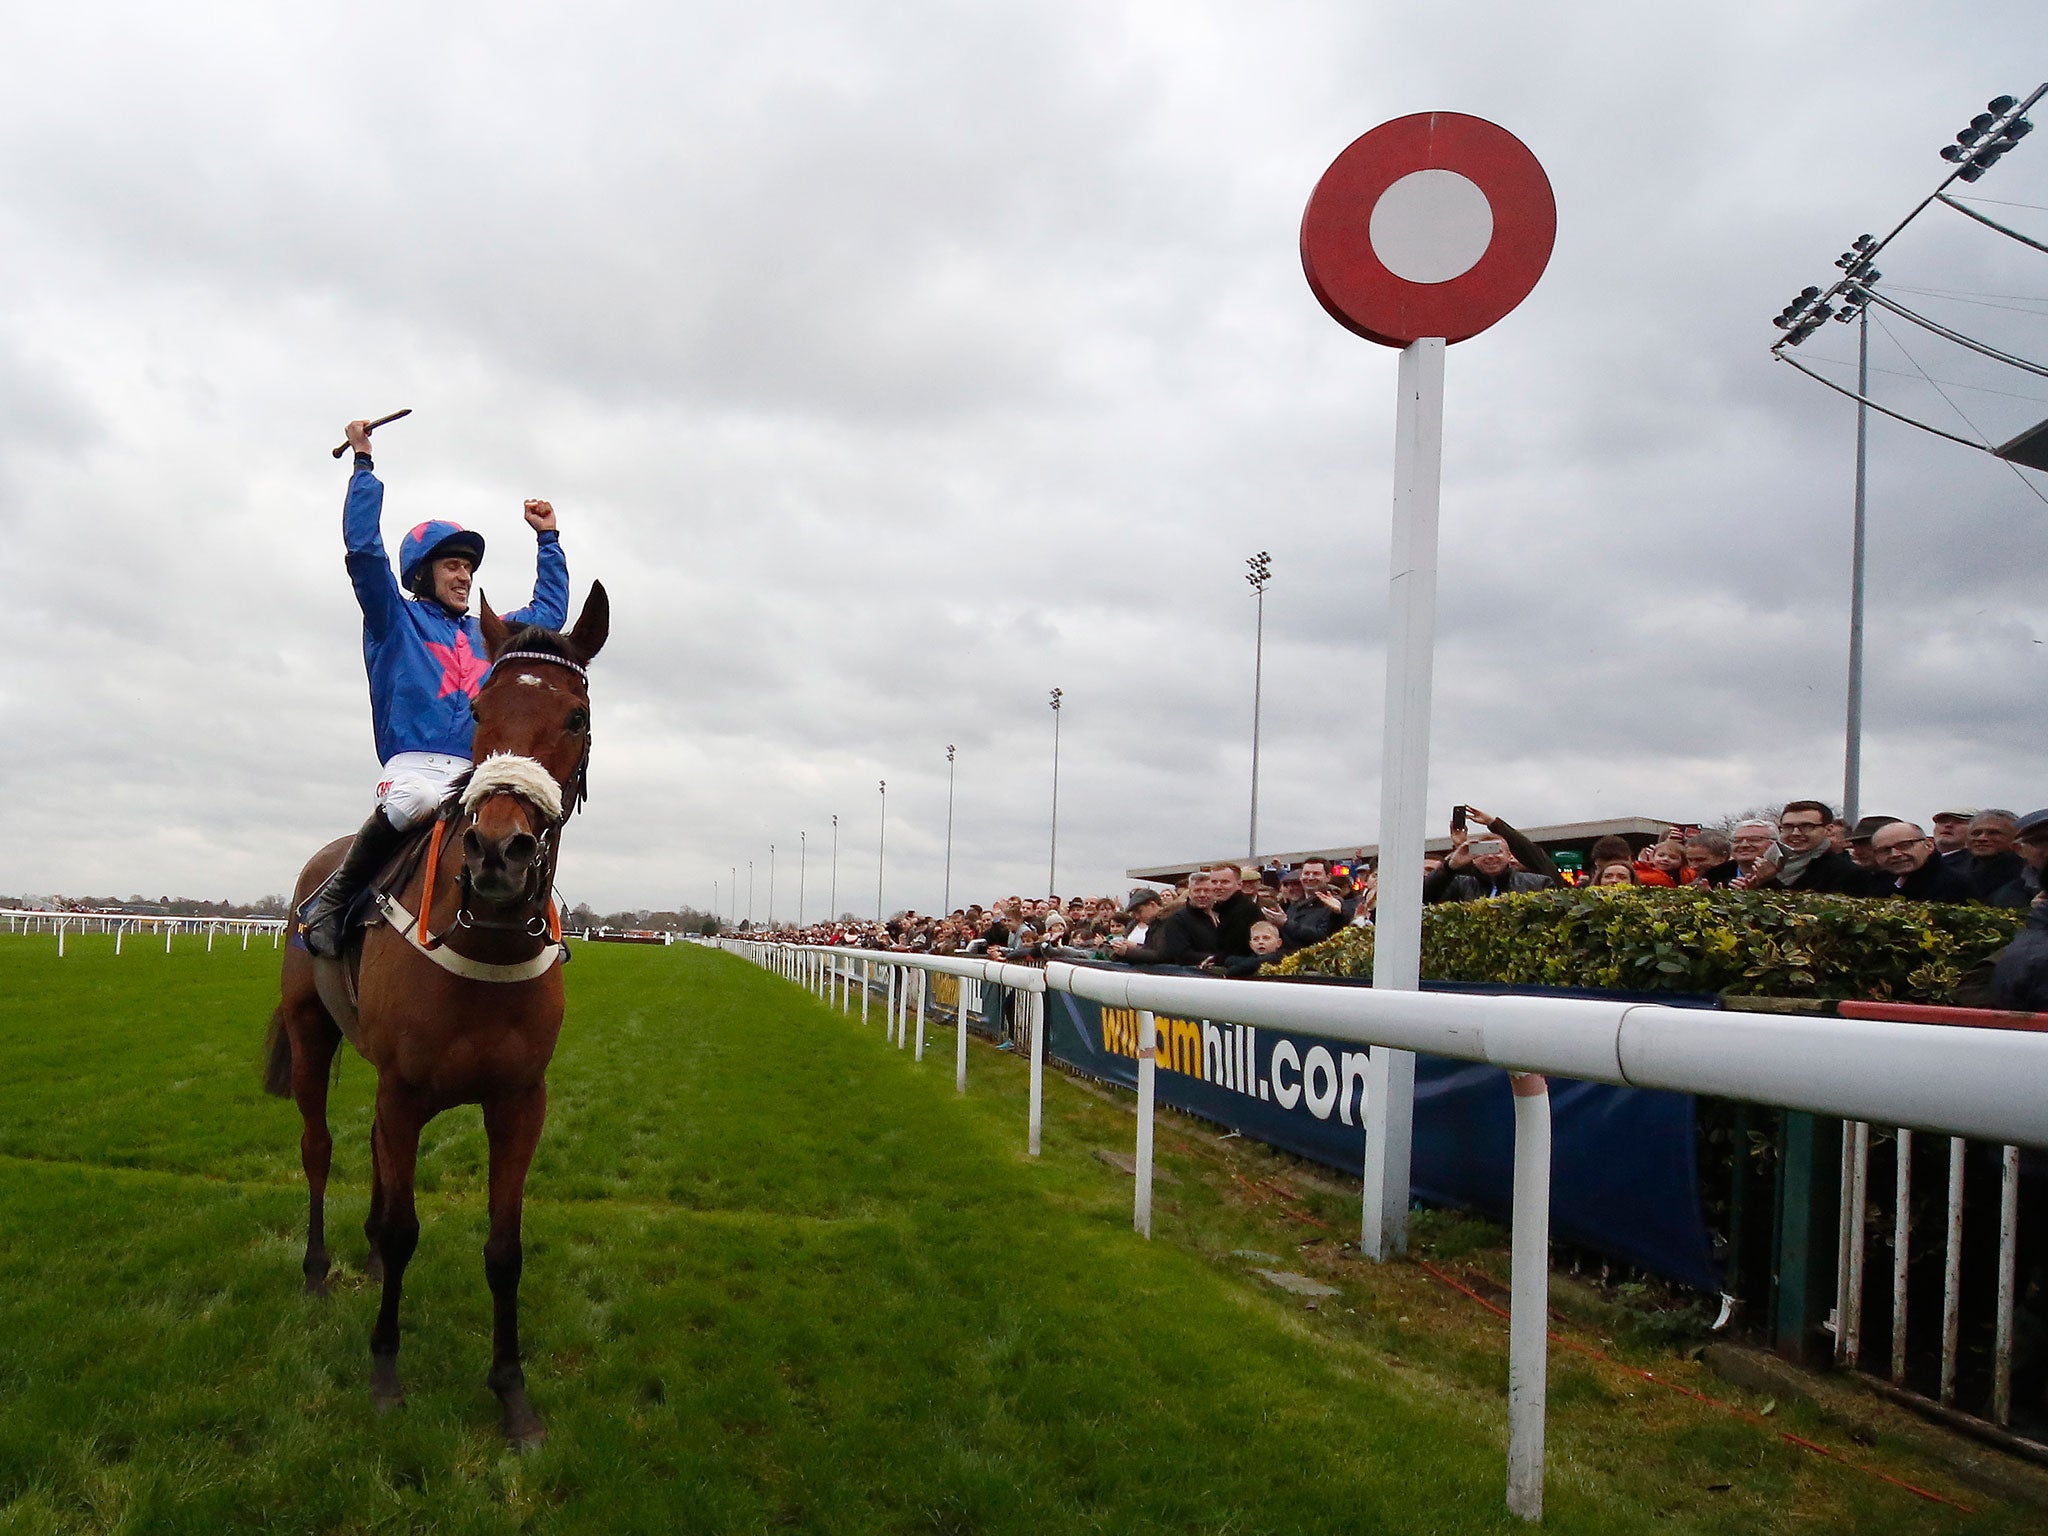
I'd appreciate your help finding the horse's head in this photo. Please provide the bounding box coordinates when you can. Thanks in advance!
[459,583,610,908]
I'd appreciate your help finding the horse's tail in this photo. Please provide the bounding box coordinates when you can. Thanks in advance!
[262,1006,294,1098]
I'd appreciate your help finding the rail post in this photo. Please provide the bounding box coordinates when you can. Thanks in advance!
[1135,1009,1157,1238]
[1028,992,1045,1156]
[914,971,927,1061]
[957,979,970,1092]
[1506,1072,1552,1521]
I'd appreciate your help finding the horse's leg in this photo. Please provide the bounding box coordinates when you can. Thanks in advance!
[288,1008,342,1296]
[367,1081,429,1414]
[362,1115,387,1284]
[482,1081,549,1446]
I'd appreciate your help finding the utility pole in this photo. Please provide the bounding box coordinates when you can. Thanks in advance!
[1047,689,1063,900]
[830,815,839,922]
[1246,551,1272,859]
[876,781,887,921]
[799,831,807,927]
[768,845,776,928]
[747,860,754,927]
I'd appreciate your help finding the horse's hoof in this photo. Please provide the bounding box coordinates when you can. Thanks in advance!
[364,1253,386,1284]
[505,1421,547,1453]
[371,1356,405,1415]
[499,1391,546,1449]
[304,1274,332,1299]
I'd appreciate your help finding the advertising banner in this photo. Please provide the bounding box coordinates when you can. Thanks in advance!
[1030,981,1719,1293]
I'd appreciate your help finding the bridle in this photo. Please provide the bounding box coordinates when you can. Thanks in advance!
[427,649,593,946]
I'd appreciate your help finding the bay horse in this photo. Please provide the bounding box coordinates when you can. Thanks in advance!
[262,582,607,1446]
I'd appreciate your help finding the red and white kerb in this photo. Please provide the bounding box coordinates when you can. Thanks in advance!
[1301,112,1555,348]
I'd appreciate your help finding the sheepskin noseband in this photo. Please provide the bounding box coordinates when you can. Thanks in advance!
[461,752,565,822]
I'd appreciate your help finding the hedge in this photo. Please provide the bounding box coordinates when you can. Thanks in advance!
[1268,886,2022,1003]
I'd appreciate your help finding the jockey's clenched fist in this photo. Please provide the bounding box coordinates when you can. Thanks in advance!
[522,499,557,533]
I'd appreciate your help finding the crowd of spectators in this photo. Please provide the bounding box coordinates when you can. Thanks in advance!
[739,799,2048,1005]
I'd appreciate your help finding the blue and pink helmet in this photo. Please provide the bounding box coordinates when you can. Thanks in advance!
[398,520,486,597]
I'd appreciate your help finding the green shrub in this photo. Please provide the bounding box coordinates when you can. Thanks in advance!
[1269,886,2021,1003]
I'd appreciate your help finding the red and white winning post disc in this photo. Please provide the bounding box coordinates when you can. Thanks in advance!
[1301,112,1555,348]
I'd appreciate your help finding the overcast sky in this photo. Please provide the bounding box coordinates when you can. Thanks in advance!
[2,6,2043,918]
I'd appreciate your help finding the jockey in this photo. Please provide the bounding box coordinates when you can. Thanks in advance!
[302,418,570,958]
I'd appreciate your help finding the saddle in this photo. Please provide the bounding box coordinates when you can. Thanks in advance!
[294,824,442,1053]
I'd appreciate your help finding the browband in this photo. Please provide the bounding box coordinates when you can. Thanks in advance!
[489,650,588,684]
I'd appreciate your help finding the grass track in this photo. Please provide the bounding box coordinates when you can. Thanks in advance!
[0,935,2027,1533]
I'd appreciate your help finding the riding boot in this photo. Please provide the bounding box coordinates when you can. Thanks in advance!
[303,807,412,959]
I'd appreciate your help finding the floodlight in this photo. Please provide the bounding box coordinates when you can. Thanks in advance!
[1990,95,2017,113]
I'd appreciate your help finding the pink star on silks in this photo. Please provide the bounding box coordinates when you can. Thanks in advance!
[425,631,491,700]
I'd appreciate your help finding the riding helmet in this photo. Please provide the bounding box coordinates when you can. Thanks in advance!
[398,520,487,597]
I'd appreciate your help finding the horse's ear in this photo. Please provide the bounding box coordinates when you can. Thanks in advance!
[568,581,609,663]
[478,593,512,660]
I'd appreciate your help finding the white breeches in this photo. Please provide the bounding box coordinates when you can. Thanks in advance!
[375,751,472,830]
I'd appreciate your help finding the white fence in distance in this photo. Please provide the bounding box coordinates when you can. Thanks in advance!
[4,907,287,956]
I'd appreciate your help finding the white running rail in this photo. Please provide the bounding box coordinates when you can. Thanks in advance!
[722,938,2048,1523]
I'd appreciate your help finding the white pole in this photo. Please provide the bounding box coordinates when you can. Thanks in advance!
[57,920,65,958]
[957,980,970,1093]
[1028,992,1045,1157]
[1940,1136,1965,1406]
[861,960,871,1026]
[1135,1009,1157,1238]
[115,923,123,956]
[165,924,173,953]
[1995,1144,2020,1424]
[1844,1122,1870,1364]
[207,924,215,952]
[1506,1072,1552,1521]
[1891,1127,1913,1382]
[914,971,926,1062]
[1362,335,1445,1262]
[886,965,898,1043]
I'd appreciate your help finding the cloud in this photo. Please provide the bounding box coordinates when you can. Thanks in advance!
[2,3,2044,915]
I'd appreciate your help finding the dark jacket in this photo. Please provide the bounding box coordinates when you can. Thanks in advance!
[1963,849,2025,901]
[1280,889,1351,949]
[1147,903,1228,968]
[1988,902,2048,1011]
[1212,891,1261,957]
[1987,866,2042,911]
[1766,848,1869,895]
[1889,855,1978,904]
[1695,860,1741,889]
[1424,817,1559,903]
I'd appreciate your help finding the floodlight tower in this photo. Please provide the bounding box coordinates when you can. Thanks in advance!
[1245,551,1272,859]
[1047,690,1063,900]
[876,780,887,921]
[830,815,839,922]
[944,745,957,915]
[1769,83,2043,825]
